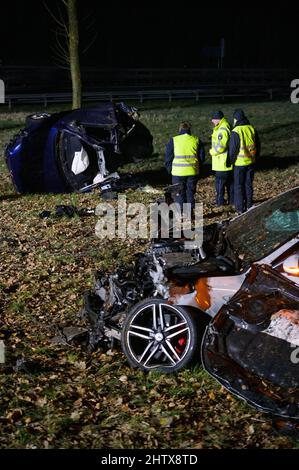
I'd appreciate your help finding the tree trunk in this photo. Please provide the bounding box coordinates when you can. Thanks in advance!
[67,0,81,109]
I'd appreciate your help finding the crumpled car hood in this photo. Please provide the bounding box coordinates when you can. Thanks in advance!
[202,264,299,420]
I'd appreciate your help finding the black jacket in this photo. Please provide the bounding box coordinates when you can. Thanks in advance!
[165,130,205,174]
[228,118,261,166]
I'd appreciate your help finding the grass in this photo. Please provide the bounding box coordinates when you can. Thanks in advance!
[0,99,299,449]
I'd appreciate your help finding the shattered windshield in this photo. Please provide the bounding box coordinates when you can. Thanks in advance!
[225,187,299,267]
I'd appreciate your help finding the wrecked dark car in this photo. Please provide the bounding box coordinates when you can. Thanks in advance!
[81,186,299,422]
[5,102,153,193]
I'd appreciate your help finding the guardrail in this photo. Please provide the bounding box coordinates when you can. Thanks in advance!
[4,85,289,109]
[0,66,295,94]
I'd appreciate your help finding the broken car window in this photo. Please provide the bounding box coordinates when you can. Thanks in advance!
[225,187,299,267]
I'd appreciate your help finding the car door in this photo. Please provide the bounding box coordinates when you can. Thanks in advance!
[201,262,299,419]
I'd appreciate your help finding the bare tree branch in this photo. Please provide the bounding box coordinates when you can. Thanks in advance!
[43,1,66,28]
[82,11,97,31]
[45,0,99,108]
[82,31,98,54]
[54,31,69,63]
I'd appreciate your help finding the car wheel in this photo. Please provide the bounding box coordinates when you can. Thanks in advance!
[26,113,51,127]
[121,298,200,373]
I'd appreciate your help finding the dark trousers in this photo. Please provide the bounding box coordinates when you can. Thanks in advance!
[215,171,234,206]
[172,175,199,210]
[234,164,254,213]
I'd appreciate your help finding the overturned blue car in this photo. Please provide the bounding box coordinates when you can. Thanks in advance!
[5,102,153,193]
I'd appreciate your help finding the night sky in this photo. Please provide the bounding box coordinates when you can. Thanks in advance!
[0,1,298,68]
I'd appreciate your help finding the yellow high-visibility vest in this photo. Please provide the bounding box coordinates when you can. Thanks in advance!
[210,118,232,171]
[172,134,199,176]
[233,124,257,166]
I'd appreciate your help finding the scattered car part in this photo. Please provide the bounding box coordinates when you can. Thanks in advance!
[39,205,95,219]
[78,172,139,195]
[50,326,89,346]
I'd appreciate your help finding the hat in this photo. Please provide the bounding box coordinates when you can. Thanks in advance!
[211,110,224,120]
[233,109,246,121]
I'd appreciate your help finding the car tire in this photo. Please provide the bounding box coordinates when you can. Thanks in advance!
[26,113,51,128]
[121,298,202,373]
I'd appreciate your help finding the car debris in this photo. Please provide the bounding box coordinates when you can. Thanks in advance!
[50,326,89,346]
[137,185,162,194]
[38,174,141,218]
[13,357,43,374]
[5,102,153,194]
[39,205,95,219]
[74,186,299,422]
[77,171,140,194]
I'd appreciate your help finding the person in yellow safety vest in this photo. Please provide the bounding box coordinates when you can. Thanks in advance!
[165,121,205,210]
[228,109,261,214]
[209,110,234,206]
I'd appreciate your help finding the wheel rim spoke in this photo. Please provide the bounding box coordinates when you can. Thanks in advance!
[160,344,176,365]
[138,341,155,364]
[128,330,151,340]
[152,304,158,330]
[164,321,186,333]
[159,303,165,329]
[165,339,182,362]
[143,344,160,367]
[166,327,189,340]
[130,324,153,333]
